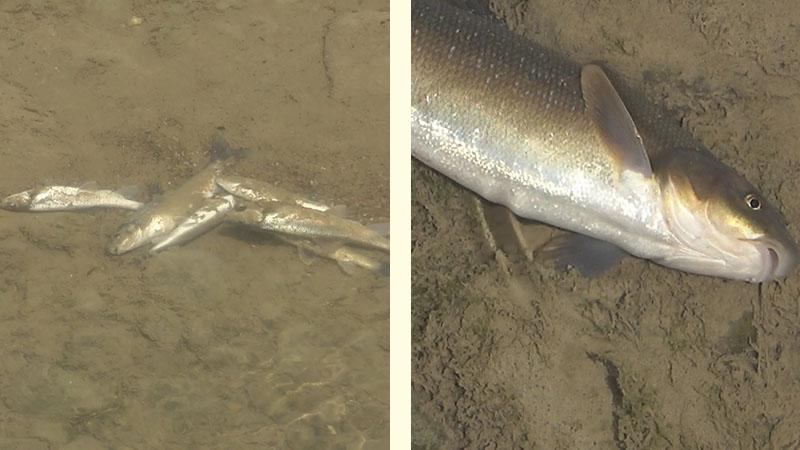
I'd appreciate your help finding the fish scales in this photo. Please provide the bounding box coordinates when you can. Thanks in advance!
[412,0,670,255]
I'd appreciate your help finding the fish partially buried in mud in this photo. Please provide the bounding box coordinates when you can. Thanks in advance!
[229,204,390,252]
[108,136,234,254]
[411,0,799,282]
[1,185,142,211]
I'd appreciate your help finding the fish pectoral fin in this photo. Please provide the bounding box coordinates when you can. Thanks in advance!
[581,64,653,178]
[539,232,628,277]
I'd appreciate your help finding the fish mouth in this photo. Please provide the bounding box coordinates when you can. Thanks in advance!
[753,240,799,282]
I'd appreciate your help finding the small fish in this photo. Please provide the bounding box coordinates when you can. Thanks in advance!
[0,185,142,211]
[411,0,798,282]
[216,174,333,212]
[282,236,390,276]
[150,195,236,253]
[229,204,390,252]
[108,136,234,255]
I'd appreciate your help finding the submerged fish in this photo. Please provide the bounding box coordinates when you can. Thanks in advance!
[229,204,390,252]
[411,0,799,282]
[281,236,390,276]
[150,195,236,253]
[1,185,142,211]
[108,136,233,254]
[216,174,333,212]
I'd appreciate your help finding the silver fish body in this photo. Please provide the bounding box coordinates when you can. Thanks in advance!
[230,204,390,252]
[216,174,331,212]
[281,236,389,276]
[150,195,236,253]
[411,0,798,282]
[1,186,142,211]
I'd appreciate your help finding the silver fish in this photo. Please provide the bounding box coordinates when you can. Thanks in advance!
[150,195,236,253]
[108,136,233,255]
[282,236,389,276]
[229,204,390,252]
[411,0,798,282]
[1,185,142,211]
[216,174,333,212]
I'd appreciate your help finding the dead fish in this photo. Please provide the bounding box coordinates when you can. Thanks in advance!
[216,174,335,213]
[108,136,234,255]
[411,0,798,282]
[282,236,390,276]
[150,195,236,253]
[1,185,142,211]
[229,204,390,252]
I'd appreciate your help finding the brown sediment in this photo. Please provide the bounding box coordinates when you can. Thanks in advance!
[0,1,388,448]
[413,0,800,448]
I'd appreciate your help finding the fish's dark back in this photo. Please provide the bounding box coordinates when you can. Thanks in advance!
[412,0,707,165]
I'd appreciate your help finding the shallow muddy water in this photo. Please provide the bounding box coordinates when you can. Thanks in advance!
[412,0,800,448]
[0,1,388,448]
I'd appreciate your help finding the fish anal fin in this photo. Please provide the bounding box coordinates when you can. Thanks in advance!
[336,260,358,275]
[581,64,652,178]
[540,232,628,277]
[296,245,317,266]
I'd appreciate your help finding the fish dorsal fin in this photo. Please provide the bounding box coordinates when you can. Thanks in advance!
[581,64,652,178]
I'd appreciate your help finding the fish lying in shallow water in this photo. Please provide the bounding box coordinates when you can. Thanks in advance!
[108,136,233,255]
[150,194,237,253]
[216,174,335,213]
[282,235,389,276]
[229,204,390,252]
[411,0,799,283]
[0,185,142,211]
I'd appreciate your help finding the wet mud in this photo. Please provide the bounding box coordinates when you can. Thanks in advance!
[412,0,800,448]
[0,1,388,449]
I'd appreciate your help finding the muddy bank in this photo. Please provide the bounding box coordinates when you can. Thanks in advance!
[0,0,388,448]
[412,0,800,448]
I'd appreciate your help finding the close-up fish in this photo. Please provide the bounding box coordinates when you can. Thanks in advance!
[149,194,237,253]
[108,136,234,255]
[229,204,390,252]
[411,0,799,283]
[216,174,334,212]
[0,185,142,212]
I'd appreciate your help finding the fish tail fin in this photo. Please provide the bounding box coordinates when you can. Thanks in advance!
[210,134,233,161]
[209,133,250,162]
[116,184,144,201]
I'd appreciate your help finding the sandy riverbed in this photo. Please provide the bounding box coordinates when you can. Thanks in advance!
[412,0,800,448]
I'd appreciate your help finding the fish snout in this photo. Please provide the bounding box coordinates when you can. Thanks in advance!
[0,191,32,211]
[757,237,800,282]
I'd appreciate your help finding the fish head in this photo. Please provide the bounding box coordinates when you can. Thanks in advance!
[0,190,34,210]
[108,222,147,255]
[657,149,799,282]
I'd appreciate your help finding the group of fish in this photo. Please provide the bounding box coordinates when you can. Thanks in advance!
[0,136,389,276]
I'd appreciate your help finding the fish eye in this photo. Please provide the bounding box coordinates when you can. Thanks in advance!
[745,194,761,210]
